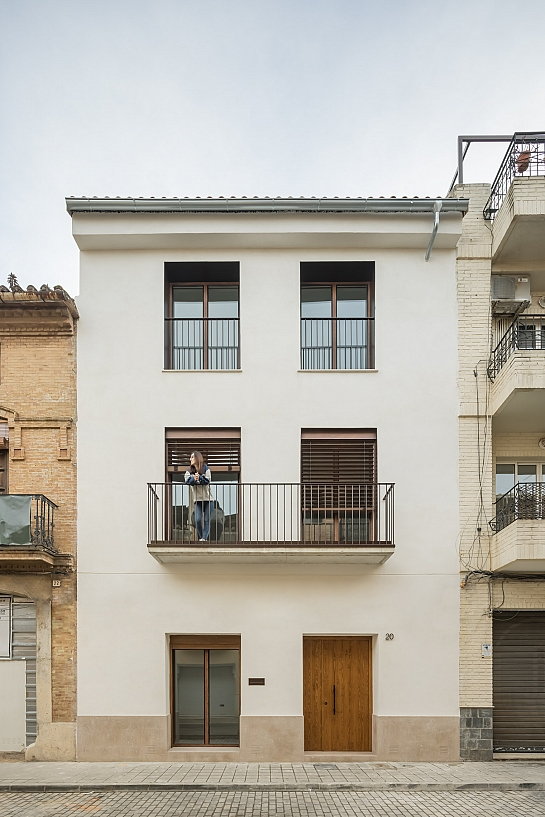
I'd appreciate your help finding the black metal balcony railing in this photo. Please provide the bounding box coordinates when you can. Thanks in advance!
[487,314,545,379]
[148,482,394,546]
[490,483,545,533]
[300,318,374,370]
[165,318,240,370]
[484,132,545,220]
[0,494,57,550]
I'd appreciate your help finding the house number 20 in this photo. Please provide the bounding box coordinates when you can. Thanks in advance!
[385,633,394,640]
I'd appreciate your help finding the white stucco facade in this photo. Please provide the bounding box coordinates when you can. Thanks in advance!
[72,202,465,760]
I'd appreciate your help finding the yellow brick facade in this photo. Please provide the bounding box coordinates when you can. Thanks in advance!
[0,287,78,759]
[455,175,545,752]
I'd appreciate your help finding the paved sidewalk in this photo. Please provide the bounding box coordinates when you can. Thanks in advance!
[1,761,545,791]
[3,789,545,817]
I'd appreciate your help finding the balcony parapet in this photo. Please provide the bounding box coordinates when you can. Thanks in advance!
[148,481,394,563]
[0,493,72,573]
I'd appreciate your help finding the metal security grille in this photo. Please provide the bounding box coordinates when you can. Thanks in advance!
[11,597,37,747]
[301,433,376,484]
[166,430,241,474]
[493,610,545,750]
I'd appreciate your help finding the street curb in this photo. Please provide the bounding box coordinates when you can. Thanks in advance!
[1,782,545,792]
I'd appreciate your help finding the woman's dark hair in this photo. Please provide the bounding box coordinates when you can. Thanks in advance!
[190,451,205,475]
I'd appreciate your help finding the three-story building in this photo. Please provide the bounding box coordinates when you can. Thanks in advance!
[69,194,467,761]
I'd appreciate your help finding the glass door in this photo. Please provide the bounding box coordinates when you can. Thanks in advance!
[173,648,240,745]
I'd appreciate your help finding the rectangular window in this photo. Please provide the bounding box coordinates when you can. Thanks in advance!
[0,421,8,494]
[165,429,241,543]
[301,430,377,543]
[495,462,545,529]
[165,263,240,370]
[300,263,374,370]
[171,635,240,746]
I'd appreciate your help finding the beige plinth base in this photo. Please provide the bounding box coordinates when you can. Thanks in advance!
[26,722,76,761]
[76,715,459,762]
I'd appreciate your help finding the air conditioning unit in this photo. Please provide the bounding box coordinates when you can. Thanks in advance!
[491,275,531,315]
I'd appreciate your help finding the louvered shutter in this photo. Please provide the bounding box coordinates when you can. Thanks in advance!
[301,431,376,483]
[166,429,240,474]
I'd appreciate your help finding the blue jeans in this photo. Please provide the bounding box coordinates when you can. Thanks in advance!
[194,500,211,540]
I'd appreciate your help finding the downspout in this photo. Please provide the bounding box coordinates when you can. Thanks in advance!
[425,199,443,261]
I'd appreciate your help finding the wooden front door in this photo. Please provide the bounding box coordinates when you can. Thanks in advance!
[303,636,372,752]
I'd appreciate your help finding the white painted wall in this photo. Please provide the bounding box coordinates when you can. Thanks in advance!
[76,216,461,721]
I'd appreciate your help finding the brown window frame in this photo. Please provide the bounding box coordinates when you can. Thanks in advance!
[170,635,241,748]
[167,282,240,370]
[301,429,377,543]
[165,429,241,543]
[300,281,375,370]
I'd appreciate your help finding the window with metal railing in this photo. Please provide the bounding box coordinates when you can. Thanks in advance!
[300,262,374,370]
[300,285,374,369]
[164,263,240,371]
[488,314,545,379]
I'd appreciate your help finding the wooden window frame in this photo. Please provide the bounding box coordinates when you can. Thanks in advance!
[301,430,377,543]
[168,282,240,370]
[300,281,374,370]
[170,635,241,748]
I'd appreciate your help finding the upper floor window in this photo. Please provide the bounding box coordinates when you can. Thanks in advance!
[300,262,374,370]
[165,263,239,370]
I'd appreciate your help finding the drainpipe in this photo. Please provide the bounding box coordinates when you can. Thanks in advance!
[425,199,443,261]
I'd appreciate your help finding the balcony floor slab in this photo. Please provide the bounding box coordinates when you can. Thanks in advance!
[148,545,394,564]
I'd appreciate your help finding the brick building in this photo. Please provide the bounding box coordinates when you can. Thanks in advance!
[0,281,78,759]
[455,133,545,759]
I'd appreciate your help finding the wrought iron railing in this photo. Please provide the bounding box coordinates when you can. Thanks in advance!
[484,132,545,219]
[488,314,545,379]
[165,318,240,370]
[490,483,545,533]
[148,482,394,546]
[300,318,374,370]
[0,494,57,550]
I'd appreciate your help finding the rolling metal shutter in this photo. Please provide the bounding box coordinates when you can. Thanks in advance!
[301,430,376,483]
[493,610,545,750]
[166,429,240,474]
[11,597,37,747]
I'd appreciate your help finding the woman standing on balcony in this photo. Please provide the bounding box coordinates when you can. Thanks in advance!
[185,451,213,541]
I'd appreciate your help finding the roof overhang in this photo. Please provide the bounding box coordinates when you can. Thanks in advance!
[67,197,468,253]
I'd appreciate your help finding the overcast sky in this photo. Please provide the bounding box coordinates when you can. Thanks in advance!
[0,0,543,295]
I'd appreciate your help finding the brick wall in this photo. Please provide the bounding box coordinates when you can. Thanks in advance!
[0,296,77,727]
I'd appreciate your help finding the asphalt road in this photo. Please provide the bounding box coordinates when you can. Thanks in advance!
[2,789,545,816]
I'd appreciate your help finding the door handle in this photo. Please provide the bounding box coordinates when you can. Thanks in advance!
[333,684,336,715]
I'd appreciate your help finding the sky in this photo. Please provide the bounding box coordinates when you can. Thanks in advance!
[0,0,544,295]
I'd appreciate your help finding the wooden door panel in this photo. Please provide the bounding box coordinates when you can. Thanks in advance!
[303,637,323,751]
[303,636,372,752]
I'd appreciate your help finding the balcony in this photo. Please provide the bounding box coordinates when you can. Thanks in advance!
[488,315,545,431]
[300,318,374,370]
[165,318,240,370]
[483,133,545,265]
[148,482,394,563]
[0,494,69,573]
[490,483,545,572]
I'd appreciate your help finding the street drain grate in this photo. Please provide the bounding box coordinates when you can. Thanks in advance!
[313,763,338,770]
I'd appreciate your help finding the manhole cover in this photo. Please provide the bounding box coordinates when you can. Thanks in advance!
[313,763,338,770]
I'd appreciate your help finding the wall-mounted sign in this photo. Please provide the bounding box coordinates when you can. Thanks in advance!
[0,596,11,658]
[481,644,492,658]
[248,678,265,685]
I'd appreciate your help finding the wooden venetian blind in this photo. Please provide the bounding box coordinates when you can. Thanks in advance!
[301,430,376,484]
[166,428,241,473]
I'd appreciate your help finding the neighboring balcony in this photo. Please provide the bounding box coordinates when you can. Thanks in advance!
[147,482,394,563]
[484,133,545,266]
[300,318,374,370]
[490,483,545,572]
[165,318,240,370]
[488,315,545,428]
[0,494,69,572]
